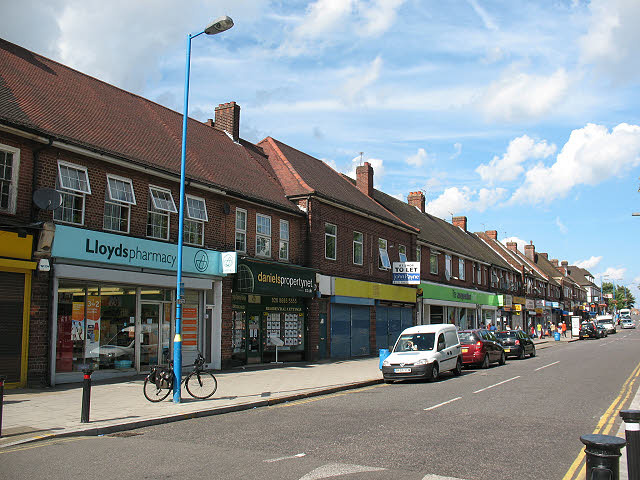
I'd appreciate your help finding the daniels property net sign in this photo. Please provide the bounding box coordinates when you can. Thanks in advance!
[393,262,420,285]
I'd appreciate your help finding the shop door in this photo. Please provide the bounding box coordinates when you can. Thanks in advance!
[140,303,165,369]
[247,314,261,364]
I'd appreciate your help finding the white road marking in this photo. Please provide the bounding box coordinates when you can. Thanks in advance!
[424,397,462,411]
[421,475,469,480]
[535,361,560,371]
[298,463,386,479]
[473,376,520,394]
[265,453,306,463]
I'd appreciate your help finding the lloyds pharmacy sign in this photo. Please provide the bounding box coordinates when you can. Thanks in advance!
[51,225,233,276]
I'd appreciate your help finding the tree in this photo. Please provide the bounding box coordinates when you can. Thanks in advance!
[602,282,636,309]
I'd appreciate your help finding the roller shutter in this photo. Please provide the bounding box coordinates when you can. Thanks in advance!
[0,271,25,382]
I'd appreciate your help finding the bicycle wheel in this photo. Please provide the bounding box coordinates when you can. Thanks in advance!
[185,370,217,399]
[143,375,172,402]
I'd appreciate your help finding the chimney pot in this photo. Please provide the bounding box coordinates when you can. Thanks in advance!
[356,162,374,197]
[539,252,548,260]
[452,216,467,232]
[214,101,240,141]
[407,191,425,213]
[506,242,518,252]
[550,259,559,267]
[486,230,498,240]
[561,260,569,267]
[524,243,535,261]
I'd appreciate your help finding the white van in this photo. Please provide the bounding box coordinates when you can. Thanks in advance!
[381,324,462,383]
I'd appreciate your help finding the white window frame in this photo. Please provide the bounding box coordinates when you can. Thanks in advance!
[379,238,391,270]
[279,219,289,261]
[353,231,363,265]
[0,143,20,214]
[146,195,170,241]
[445,254,452,278]
[478,265,482,284]
[185,194,208,222]
[398,245,407,263]
[106,174,136,205]
[184,194,207,247]
[325,223,337,261]
[416,246,421,263]
[256,213,272,257]
[235,208,247,253]
[103,189,131,234]
[430,252,438,275]
[57,160,91,194]
[149,185,177,213]
[459,258,465,280]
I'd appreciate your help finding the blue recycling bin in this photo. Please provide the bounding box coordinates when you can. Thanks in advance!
[554,332,561,341]
[379,349,390,369]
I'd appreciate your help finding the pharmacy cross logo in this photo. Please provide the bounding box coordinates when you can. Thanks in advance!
[194,250,209,272]
[223,255,234,269]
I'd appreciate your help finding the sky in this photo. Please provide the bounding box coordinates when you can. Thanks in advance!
[3,0,640,291]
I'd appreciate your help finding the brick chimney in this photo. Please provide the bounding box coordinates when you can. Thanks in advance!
[356,162,374,197]
[550,259,559,267]
[407,191,425,213]
[561,260,568,267]
[214,102,240,141]
[485,230,498,240]
[506,241,518,252]
[539,252,548,261]
[452,216,467,232]
[524,243,535,261]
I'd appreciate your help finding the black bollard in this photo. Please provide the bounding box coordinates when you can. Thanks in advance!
[580,434,626,480]
[81,369,93,423]
[0,375,5,437]
[620,410,640,479]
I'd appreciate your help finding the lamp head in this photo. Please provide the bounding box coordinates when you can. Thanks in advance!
[205,16,234,35]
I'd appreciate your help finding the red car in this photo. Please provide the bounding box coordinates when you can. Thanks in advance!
[458,329,506,368]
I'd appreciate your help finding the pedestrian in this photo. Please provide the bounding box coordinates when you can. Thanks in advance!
[561,321,567,338]
[537,323,542,338]
[550,323,555,336]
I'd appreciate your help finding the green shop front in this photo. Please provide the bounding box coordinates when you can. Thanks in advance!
[232,258,315,365]
[50,225,229,385]
[418,281,499,329]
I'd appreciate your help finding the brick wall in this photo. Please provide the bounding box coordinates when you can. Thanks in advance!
[28,271,51,386]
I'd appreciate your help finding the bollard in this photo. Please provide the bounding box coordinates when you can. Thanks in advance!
[620,410,640,479]
[0,375,5,437]
[580,433,626,480]
[81,369,93,423]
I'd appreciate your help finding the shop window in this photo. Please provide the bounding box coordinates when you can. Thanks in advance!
[256,213,271,257]
[398,245,407,263]
[325,223,336,260]
[184,194,208,246]
[104,174,136,233]
[54,161,91,225]
[353,231,363,265]
[378,238,391,269]
[0,143,20,214]
[146,195,170,240]
[235,208,247,253]
[459,258,465,280]
[430,252,438,274]
[279,219,289,261]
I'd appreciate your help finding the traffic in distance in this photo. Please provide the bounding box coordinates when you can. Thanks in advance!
[381,316,634,383]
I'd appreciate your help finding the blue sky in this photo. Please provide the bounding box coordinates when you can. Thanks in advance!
[4,0,640,290]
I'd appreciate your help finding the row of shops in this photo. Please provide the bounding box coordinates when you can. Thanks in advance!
[2,224,595,388]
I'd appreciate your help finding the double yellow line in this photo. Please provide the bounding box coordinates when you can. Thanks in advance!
[563,359,640,480]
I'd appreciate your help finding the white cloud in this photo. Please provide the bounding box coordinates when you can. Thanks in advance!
[467,0,498,31]
[481,68,570,122]
[341,56,383,103]
[501,236,527,252]
[579,0,640,83]
[391,192,405,201]
[323,158,339,171]
[357,0,406,37]
[574,256,603,270]
[425,186,507,219]
[406,148,430,167]
[345,156,385,186]
[292,0,354,39]
[451,143,462,160]
[424,172,448,192]
[510,123,640,205]
[595,267,626,282]
[555,216,568,234]
[476,134,556,184]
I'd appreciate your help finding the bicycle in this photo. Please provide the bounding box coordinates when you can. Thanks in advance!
[143,352,217,402]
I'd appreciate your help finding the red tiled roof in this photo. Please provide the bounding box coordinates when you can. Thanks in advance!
[0,38,299,213]
[259,137,417,230]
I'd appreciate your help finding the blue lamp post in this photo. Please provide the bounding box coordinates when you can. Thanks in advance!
[174,15,234,403]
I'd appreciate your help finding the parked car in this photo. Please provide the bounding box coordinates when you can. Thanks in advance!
[381,324,463,383]
[621,319,636,329]
[495,330,536,359]
[595,324,608,338]
[579,320,601,340]
[596,315,616,334]
[458,329,506,368]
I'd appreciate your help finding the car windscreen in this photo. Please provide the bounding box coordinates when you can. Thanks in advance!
[458,332,477,344]
[495,331,517,339]
[393,333,436,352]
[597,320,610,324]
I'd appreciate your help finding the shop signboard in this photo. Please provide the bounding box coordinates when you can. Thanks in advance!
[235,259,315,297]
[52,225,225,276]
[525,299,535,310]
[419,283,499,307]
[392,262,420,285]
[535,299,545,308]
[513,296,526,305]
[514,304,522,312]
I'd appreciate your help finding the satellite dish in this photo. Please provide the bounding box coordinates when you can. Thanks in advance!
[33,188,62,211]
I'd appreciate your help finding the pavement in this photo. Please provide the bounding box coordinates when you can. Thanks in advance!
[0,334,581,449]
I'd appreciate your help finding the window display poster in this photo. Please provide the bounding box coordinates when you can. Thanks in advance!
[85,296,101,358]
[183,306,198,348]
[71,302,84,341]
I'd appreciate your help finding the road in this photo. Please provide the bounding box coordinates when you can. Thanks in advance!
[3,327,640,480]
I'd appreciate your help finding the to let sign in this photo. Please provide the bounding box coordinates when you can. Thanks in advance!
[392,262,420,285]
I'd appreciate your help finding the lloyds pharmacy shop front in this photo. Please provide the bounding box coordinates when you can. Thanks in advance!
[49,225,233,385]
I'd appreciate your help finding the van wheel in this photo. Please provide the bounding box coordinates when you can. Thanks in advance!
[428,363,439,382]
[453,357,463,376]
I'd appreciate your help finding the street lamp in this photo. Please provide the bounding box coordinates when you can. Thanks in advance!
[174,15,234,404]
